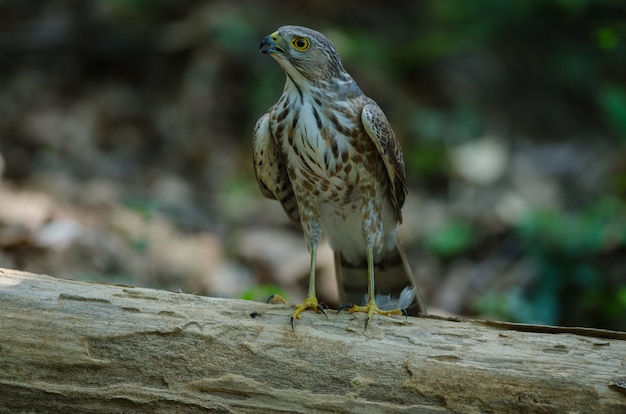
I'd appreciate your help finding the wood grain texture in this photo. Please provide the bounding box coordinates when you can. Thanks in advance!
[1,267,625,413]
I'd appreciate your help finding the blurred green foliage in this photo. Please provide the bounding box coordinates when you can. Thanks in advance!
[478,197,626,330]
[597,86,626,143]
[239,285,289,303]
[518,198,626,258]
[424,221,475,259]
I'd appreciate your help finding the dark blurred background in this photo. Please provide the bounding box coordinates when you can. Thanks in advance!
[0,0,625,330]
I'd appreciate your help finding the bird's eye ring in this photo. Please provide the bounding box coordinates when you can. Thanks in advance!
[290,37,310,51]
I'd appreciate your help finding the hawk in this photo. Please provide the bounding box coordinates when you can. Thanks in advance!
[253,25,426,328]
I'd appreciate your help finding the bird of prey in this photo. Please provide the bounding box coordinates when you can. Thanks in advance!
[253,25,426,328]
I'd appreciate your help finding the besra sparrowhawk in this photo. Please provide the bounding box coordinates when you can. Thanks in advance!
[253,25,427,328]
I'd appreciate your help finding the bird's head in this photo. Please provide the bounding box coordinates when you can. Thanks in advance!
[259,25,345,83]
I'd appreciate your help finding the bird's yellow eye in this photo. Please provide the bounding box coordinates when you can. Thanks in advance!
[290,37,310,51]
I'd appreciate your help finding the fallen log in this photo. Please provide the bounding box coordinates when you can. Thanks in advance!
[0,267,625,413]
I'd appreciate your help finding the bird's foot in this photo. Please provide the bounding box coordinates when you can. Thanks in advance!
[266,293,288,305]
[337,300,408,329]
[290,295,327,330]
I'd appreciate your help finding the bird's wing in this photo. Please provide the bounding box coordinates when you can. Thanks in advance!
[252,113,301,226]
[361,102,408,222]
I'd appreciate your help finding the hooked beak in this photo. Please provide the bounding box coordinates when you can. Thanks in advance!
[259,31,285,54]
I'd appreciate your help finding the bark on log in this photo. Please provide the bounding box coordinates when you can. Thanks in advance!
[1,267,625,413]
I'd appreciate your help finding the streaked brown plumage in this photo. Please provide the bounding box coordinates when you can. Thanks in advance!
[253,25,426,327]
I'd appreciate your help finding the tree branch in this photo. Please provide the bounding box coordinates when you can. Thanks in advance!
[1,267,625,413]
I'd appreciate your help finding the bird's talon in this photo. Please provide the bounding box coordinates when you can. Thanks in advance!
[341,301,407,329]
[337,303,354,314]
[267,293,288,305]
[289,296,324,329]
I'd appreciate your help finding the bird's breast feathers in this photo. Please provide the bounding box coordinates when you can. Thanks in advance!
[271,93,363,183]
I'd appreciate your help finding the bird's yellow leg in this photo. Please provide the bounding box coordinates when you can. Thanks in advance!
[290,242,327,329]
[344,246,404,329]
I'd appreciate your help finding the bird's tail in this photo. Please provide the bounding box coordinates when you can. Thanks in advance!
[334,241,427,316]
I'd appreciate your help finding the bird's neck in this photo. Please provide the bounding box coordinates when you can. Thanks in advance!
[282,72,362,105]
